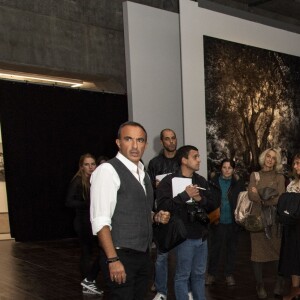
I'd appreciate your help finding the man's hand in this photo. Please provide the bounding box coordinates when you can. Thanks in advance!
[185,184,202,202]
[109,260,127,284]
[155,210,170,224]
[98,226,126,284]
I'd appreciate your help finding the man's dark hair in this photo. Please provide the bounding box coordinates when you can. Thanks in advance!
[117,121,147,142]
[176,145,198,165]
[160,128,176,141]
[220,158,236,169]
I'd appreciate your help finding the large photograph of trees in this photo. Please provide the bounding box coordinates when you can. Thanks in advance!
[204,36,300,182]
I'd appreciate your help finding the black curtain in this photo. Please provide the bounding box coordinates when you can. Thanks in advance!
[0,80,128,242]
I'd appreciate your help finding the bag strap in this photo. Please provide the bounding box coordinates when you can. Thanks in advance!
[254,172,260,185]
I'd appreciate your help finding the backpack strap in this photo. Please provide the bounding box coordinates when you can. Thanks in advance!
[254,172,260,185]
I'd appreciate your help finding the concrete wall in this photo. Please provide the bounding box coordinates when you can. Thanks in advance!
[0,1,126,88]
[0,0,298,94]
[0,0,178,93]
[123,2,183,166]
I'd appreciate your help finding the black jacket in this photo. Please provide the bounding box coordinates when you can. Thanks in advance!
[65,176,90,217]
[156,170,219,240]
[147,151,179,190]
[65,175,92,237]
[209,174,245,224]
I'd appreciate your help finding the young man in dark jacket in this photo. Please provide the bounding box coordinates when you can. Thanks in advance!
[148,128,179,191]
[156,145,218,300]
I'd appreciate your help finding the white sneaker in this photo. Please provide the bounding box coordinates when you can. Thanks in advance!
[81,278,103,295]
[188,291,193,300]
[153,292,167,300]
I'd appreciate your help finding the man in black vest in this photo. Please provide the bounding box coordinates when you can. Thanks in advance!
[90,121,170,299]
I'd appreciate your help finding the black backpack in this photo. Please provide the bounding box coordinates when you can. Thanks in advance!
[277,192,300,226]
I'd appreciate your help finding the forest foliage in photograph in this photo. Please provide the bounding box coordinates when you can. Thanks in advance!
[204,36,300,180]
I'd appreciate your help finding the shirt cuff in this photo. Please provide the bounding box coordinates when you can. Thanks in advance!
[91,216,112,235]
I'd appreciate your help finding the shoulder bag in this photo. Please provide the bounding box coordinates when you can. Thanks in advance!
[153,215,187,253]
[208,207,220,224]
[235,172,264,232]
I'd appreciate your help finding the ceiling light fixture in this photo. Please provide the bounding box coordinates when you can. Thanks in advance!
[0,70,83,88]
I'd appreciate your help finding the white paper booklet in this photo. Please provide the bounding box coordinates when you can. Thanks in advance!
[156,173,171,182]
[171,177,192,198]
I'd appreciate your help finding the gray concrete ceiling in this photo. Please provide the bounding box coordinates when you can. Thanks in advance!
[131,1,300,33]
[0,0,298,94]
[196,0,300,34]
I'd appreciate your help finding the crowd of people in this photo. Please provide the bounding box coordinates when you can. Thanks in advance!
[66,121,300,300]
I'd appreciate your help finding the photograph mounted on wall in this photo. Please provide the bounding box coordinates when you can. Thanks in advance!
[204,36,300,183]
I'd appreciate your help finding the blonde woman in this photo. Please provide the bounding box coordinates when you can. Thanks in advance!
[248,148,286,299]
[279,153,300,300]
[66,153,103,295]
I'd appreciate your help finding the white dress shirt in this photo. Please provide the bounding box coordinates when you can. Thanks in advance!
[90,152,146,235]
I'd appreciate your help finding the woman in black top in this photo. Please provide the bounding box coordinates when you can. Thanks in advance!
[66,153,103,295]
[279,153,300,300]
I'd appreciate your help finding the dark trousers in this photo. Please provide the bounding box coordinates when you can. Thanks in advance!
[74,215,101,280]
[207,223,239,277]
[100,248,151,300]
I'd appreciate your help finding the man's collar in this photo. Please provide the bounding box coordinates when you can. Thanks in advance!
[180,166,194,178]
[116,152,144,171]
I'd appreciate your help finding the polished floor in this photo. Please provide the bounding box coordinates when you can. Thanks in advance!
[0,230,291,300]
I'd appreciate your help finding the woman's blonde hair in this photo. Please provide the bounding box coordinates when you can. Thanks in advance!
[72,153,96,201]
[258,148,283,172]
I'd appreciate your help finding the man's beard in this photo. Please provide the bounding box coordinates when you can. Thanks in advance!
[164,146,176,153]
